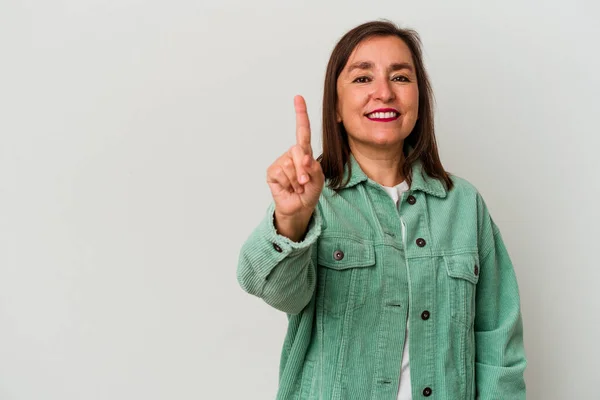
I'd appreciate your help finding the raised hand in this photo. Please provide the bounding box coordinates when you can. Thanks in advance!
[266,95,325,241]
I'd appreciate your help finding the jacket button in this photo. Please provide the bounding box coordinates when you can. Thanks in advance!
[474,264,479,276]
[407,195,416,205]
[273,243,283,253]
[333,250,344,261]
[421,310,430,320]
[416,238,426,247]
[423,387,432,396]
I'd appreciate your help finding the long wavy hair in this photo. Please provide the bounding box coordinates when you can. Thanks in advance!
[317,20,453,192]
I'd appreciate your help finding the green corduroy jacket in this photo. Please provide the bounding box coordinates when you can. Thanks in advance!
[237,155,526,400]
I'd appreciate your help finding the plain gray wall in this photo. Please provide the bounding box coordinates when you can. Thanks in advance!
[1,0,599,399]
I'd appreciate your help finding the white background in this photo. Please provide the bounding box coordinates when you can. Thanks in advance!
[1,1,599,399]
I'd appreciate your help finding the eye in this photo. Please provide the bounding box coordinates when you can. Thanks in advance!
[352,76,371,83]
[392,75,410,82]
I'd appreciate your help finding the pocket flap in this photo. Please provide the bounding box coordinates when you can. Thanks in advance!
[317,236,375,270]
[444,253,480,284]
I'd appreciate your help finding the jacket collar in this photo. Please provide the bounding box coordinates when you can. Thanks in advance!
[340,153,447,198]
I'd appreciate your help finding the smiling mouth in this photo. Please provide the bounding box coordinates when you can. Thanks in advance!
[366,110,400,122]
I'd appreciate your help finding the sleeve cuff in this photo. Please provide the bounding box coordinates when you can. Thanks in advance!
[261,202,322,251]
[246,203,321,280]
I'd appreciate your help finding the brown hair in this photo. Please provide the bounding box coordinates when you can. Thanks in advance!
[317,20,454,192]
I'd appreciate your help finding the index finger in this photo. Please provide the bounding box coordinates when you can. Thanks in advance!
[294,95,312,155]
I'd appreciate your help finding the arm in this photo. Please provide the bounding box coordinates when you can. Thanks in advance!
[237,202,322,315]
[475,195,527,399]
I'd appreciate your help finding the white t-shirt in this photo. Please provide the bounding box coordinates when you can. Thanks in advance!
[381,181,412,400]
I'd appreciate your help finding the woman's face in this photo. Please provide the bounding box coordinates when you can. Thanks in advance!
[336,35,419,153]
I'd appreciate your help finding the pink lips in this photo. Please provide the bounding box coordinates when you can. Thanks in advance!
[366,108,400,122]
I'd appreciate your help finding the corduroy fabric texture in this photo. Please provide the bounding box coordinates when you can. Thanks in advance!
[237,155,526,400]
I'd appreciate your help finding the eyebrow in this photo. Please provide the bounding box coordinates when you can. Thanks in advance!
[346,61,414,74]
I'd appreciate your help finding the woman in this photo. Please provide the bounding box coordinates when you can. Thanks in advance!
[237,20,526,400]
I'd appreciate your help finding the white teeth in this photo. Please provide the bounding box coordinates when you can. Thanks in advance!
[368,111,398,119]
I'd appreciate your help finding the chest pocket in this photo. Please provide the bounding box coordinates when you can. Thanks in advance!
[317,235,375,317]
[444,253,480,328]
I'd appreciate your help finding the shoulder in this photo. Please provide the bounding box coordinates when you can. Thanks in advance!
[444,173,494,222]
[447,173,480,198]
[447,172,499,234]
[446,172,492,210]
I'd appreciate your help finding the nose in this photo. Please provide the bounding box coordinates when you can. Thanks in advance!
[371,79,395,102]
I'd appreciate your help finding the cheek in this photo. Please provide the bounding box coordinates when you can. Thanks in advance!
[398,86,419,111]
[339,98,356,119]
[342,84,366,101]
[409,86,420,105]
[338,87,371,121]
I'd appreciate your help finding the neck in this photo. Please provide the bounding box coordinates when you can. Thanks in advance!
[350,143,406,187]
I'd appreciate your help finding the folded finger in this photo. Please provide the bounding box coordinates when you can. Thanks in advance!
[281,156,303,193]
[267,164,293,193]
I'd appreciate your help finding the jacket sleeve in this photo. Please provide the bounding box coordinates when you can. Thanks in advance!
[237,202,322,315]
[475,194,527,399]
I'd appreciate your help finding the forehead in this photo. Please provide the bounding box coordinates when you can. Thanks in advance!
[344,35,414,69]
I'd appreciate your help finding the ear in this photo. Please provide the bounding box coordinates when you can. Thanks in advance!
[336,106,342,123]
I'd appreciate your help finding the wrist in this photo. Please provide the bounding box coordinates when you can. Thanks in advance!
[274,209,313,242]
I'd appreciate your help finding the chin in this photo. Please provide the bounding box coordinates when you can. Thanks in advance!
[348,128,408,149]
[369,132,406,146]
